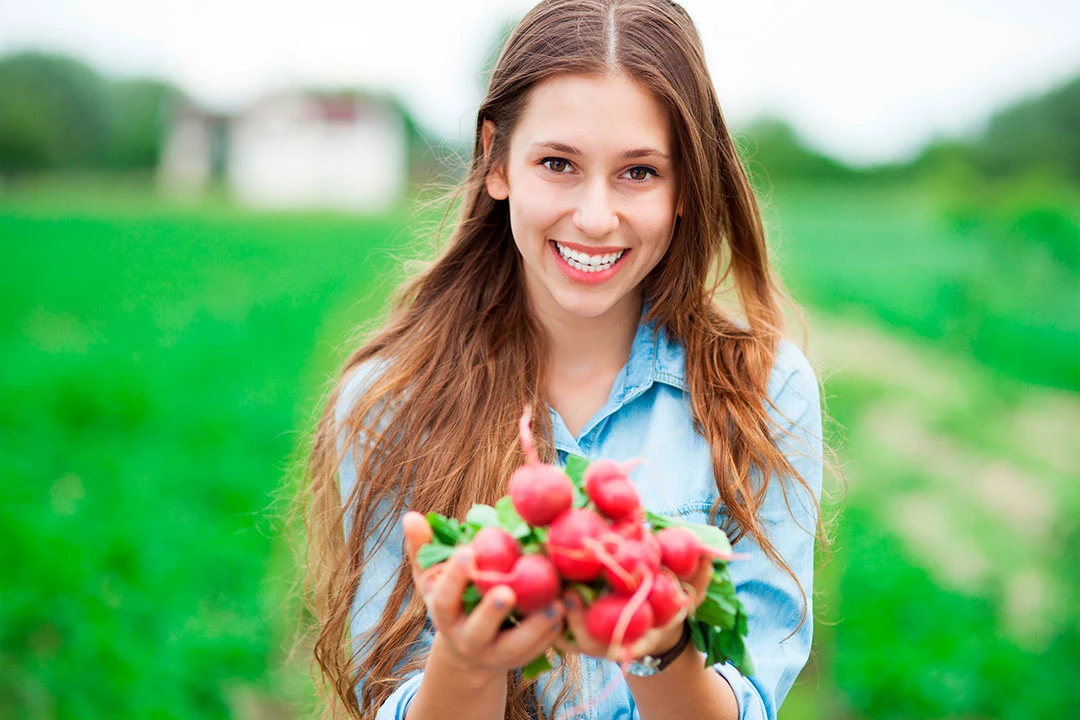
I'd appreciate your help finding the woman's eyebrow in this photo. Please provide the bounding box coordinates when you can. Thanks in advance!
[529,141,670,160]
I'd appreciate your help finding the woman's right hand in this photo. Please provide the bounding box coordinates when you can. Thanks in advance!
[402,511,566,679]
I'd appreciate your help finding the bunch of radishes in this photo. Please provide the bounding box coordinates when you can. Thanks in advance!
[415,406,752,676]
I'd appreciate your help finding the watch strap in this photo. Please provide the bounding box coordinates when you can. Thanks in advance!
[627,620,692,676]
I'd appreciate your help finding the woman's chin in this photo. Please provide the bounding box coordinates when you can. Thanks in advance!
[549,288,637,323]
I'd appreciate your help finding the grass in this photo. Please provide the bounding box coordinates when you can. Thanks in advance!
[761,177,1080,391]
[0,191,431,717]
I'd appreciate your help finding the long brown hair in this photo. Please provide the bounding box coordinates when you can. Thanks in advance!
[303,0,822,718]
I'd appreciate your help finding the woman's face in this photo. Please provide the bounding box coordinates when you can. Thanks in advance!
[484,72,681,325]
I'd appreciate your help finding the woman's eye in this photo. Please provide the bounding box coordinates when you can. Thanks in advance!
[626,166,656,181]
[542,158,570,173]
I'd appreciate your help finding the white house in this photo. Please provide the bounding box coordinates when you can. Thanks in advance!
[160,90,411,214]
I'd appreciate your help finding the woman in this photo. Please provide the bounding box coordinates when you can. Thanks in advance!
[304,1,824,718]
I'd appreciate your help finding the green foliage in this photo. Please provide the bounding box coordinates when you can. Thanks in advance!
[911,73,1080,183]
[0,52,179,174]
[979,76,1080,182]
[835,508,1080,718]
[563,453,590,508]
[735,118,857,186]
[0,196,410,719]
[105,79,179,169]
[768,180,1080,392]
[0,53,111,172]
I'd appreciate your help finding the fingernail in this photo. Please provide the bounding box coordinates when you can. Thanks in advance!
[545,605,558,619]
[453,549,471,567]
[565,595,578,610]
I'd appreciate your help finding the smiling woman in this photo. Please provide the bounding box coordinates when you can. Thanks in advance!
[301,2,825,720]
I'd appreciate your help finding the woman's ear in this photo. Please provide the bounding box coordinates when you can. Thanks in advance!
[482,119,509,200]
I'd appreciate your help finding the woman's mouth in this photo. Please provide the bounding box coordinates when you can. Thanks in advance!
[549,240,630,285]
[553,241,626,273]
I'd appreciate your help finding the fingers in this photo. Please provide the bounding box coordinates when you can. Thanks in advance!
[625,612,687,660]
[457,585,517,654]
[403,511,439,603]
[561,591,610,658]
[402,511,433,570]
[427,547,473,628]
[551,633,580,656]
[491,602,566,662]
[415,563,446,601]
[687,556,713,607]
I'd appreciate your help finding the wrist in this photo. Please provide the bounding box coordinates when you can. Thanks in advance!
[625,620,692,677]
[652,621,689,657]
[429,633,505,690]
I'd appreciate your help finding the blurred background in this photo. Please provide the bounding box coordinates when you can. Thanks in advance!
[1,0,1078,718]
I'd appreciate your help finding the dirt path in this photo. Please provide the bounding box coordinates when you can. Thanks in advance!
[801,313,1078,647]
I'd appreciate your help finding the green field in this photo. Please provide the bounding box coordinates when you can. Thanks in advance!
[2,176,1077,719]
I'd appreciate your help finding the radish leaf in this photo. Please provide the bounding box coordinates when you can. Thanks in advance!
[495,496,530,539]
[523,653,552,680]
[417,543,455,569]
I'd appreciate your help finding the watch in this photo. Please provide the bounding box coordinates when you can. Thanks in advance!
[625,620,692,677]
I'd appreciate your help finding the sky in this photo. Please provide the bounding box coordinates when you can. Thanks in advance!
[1,0,1079,166]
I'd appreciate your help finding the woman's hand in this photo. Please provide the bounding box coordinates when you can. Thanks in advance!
[402,511,566,679]
[553,556,713,663]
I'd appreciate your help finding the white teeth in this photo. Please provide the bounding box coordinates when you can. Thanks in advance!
[554,242,625,273]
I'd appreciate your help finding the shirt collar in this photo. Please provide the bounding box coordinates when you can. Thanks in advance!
[622,300,688,398]
[549,300,688,453]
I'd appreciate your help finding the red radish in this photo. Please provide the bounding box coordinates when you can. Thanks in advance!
[602,537,661,595]
[470,527,521,593]
[509,406,573,526]
[506,554,561,614]
[656,527,704,580]
[584,459,640,521]
[546,508,608,581]
[585,594,654,646]
[611,508,646,541]
[647,570,688,626]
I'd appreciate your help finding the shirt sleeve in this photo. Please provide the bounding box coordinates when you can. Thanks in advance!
[336,363,433,720]
[711,341,823,720]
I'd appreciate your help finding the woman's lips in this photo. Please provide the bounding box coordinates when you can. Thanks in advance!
[549,240,630,284]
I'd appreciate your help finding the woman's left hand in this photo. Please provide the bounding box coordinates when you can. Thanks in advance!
[552,555,713,663]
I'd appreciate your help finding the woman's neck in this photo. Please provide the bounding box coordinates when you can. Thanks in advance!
[533,292,643,381]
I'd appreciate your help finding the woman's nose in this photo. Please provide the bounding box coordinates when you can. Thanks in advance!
[572,180,619,239]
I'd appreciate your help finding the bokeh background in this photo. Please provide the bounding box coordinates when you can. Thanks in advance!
[2,1,1078,718]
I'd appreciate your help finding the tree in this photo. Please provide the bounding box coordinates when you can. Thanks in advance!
[0,52,111,173]
[735,118,856,184]
[0,51,181,174]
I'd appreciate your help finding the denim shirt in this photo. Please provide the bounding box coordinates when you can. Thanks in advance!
[337,313,822,720]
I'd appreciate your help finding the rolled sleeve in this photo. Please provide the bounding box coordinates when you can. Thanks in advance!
[713,341,823,720]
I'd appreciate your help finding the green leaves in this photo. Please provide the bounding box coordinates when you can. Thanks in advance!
[461,584,483,615]
[563,453,589,485]
[564,453,591,508]
[426,512,465,545]
[465,503,500,530]
[416,498,544,572]
[522,653,553,680]
[644,511,751,675]
[495,496,530,539]
[416,543,454,570]
[645,510,733,556]
[688,564,754,675]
